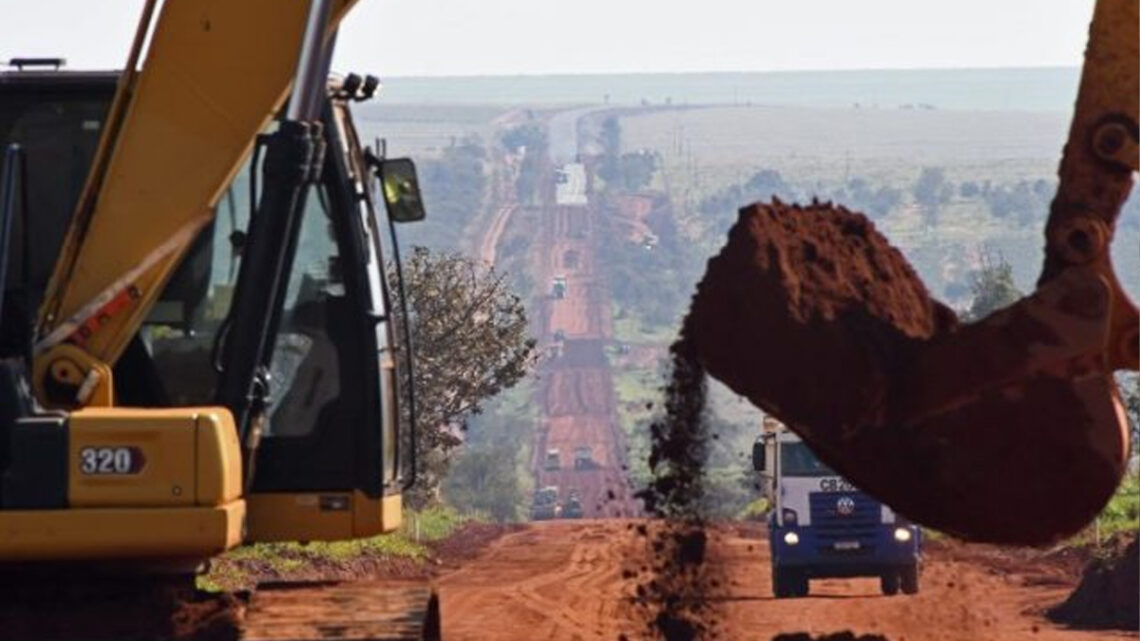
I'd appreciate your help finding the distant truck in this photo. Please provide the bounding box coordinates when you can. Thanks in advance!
[573,446,593,470]
[531,486,562,520]
[563,490,584,519]
[551,276,567,299]
[753,418,921,598]
[543,449,561,471]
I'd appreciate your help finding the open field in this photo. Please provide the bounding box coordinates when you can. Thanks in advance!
[618,104,1139,302]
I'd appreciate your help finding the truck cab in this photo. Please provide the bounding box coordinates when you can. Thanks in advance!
[531,486,561,520]
[753,418,921,598]
[543,448,561,471]
[551,276,567,299]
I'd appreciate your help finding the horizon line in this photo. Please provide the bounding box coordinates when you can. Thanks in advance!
[375,64,1079,81]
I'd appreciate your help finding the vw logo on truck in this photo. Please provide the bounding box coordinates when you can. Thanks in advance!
[836,496,856,516]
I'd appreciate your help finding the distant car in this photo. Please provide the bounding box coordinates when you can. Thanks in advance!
[544,449,561,471]
[551,276,567,299]
[553,329,566,342]
[573,446,593,470]
[531,486,562,520]
[563,491,584,519]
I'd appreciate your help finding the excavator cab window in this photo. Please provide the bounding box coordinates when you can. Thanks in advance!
[0,72,116,359]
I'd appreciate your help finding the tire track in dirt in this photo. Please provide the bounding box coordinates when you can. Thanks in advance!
[437,521,643,641]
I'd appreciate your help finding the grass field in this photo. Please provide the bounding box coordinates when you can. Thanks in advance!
[618,104,1139,302]
[353,103,509,158]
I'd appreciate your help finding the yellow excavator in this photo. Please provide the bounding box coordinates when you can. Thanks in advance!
[1,0,437,637]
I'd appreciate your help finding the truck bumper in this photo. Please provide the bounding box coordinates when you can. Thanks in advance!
[770,524,921,578]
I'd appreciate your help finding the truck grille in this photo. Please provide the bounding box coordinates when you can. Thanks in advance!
[809,491,878,555]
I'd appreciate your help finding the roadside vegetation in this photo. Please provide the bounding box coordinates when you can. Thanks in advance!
[389,247,538,507]
[199,506,478,592]
[400,135,489,250]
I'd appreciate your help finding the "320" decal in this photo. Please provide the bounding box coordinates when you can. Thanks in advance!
[78,447,145,475]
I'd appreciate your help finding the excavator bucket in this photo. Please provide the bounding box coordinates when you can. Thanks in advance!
[685,0,1137,545]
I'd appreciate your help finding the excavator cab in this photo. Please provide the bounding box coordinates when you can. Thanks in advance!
[0,65,420,556]
[141,81,416,542]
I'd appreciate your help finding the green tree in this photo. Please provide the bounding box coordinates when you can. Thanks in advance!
[964,251,1023,320]
[391,247,538,506]
[410,136,487,249]
[913,167,948,227]
[500,124,546,153]
[616,151,659,192]
[598,116,622,185]
[443,445,526,521]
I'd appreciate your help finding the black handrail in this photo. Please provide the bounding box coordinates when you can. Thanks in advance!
[0,144,23,321]
[386,209,418,491]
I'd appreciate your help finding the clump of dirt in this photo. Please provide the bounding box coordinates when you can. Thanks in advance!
[632,336,722,641]
[1048,535,1139,630]
[775,629,889,634]
[682,199,1124,545]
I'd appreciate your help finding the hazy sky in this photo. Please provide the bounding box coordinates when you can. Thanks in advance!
[4,0,1093,76]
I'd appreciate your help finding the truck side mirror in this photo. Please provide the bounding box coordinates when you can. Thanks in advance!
[376,157,426,223]
[752,441,766,472]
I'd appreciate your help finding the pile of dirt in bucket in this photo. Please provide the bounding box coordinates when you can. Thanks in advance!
[681,199,1123,545]
[1048,535,1139,630]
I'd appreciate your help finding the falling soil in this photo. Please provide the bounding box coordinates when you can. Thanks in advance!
[1047,535,1139,630]
[682,199,1125,545]
[633,336,723,640]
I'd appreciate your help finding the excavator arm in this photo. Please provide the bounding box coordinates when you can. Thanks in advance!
[690,0,1137,545]
[35,0,355,408]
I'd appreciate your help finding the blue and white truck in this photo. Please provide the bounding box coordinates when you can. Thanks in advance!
[752,418,921,598]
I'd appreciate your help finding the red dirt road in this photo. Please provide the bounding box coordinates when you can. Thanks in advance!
[524,133,636,518]
[437,520,1131,641]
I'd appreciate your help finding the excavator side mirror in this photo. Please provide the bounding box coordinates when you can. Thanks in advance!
[376,157,426,223]
[752,440,766,472]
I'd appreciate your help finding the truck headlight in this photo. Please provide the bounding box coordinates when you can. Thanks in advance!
[783,531,800,546]
[781,508,798,525]
[893,527,912,542]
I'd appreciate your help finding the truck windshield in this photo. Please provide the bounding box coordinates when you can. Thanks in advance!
[780,441,836,477]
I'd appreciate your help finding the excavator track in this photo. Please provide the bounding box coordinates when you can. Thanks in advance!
[240,580,440,641]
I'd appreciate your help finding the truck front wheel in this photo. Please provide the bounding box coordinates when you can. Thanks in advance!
[773,567,805,598]
[880,572,900,596]
[900,563,920,594]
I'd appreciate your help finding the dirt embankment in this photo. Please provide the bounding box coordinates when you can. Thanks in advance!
[0,521,513,641]
[0,575,243,641]
[1048,535,1139,631]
